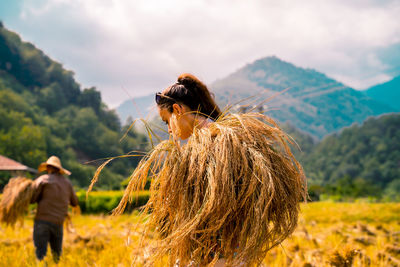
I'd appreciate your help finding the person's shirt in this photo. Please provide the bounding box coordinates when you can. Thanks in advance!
[30,173,79,225]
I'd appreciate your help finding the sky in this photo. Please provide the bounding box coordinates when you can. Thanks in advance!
[1,0,400,108]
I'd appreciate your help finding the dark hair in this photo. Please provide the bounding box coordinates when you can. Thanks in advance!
[157,73,222,121]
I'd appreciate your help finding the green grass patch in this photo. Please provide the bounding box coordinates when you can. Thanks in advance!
[77,190,150,214]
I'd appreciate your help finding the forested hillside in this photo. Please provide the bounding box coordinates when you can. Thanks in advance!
[0,24,148,189]
[118,57,396,139]
[300,114,400,200]
[1,24,398,200]
[211,56,395,139]
[365,76,400,111]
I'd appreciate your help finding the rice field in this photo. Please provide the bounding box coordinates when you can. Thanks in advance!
[0,202,399,266]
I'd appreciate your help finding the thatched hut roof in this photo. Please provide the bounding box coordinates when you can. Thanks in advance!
[0,155,37,173]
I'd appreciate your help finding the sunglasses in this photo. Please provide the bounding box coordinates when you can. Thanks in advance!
[155,92,176,105]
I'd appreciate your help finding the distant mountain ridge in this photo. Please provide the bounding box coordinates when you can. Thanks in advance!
[211,56,396,138]
[364,76,400,111]
[117,94,156,124]
[117,56,397,139]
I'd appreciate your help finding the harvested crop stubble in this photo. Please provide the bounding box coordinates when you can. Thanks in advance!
[0,177,34,227]
[90,113,307,266]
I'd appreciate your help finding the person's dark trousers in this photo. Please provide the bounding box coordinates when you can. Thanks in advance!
[33,220,63,262]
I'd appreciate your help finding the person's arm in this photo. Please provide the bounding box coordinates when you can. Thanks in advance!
[69,183,79,207]
[30,177,44,203]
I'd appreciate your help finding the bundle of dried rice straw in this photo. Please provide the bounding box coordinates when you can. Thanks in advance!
[90,112,307,266]
[0,177,34,227]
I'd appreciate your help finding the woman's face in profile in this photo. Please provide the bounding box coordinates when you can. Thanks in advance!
[158,104,194,140]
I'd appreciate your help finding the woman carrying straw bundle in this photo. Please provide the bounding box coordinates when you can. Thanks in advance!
[31,156,79,263]
[92,73,306,266]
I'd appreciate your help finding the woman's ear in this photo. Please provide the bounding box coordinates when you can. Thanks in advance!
[172,103,183,115]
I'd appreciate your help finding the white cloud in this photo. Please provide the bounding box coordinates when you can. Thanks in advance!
[10,0,400,106]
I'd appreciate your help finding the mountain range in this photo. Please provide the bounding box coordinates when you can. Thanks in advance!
[364,76,400,111]
[118,94,157,124]
[117,56,398,139]
[1,23,398,198]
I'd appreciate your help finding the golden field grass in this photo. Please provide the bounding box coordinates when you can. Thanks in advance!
[0,202,399,267]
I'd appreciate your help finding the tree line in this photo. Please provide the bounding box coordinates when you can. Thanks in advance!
[1,23,398,200]
[284,113,400,201]
[0,24,148,190]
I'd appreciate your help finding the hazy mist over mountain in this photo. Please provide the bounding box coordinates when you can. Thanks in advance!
[118,56,397,139]
[364,76,400,111]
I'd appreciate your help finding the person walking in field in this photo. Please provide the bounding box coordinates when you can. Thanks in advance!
[31,156,79,263]
[96,73,306,266]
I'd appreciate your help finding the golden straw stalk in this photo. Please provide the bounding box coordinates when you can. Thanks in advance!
[90,112,307,266]
[0,177,34,227]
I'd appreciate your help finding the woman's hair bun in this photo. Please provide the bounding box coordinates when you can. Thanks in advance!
[177,73,199,89]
